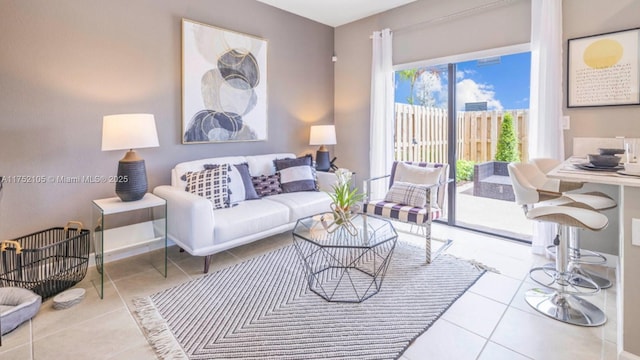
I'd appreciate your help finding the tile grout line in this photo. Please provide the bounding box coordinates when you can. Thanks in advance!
[104,267,148,339]
[477,275,535,359]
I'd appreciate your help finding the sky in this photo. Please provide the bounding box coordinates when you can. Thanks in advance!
[394,51,531,111]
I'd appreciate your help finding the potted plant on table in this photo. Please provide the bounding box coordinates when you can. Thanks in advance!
[324,169,364,234]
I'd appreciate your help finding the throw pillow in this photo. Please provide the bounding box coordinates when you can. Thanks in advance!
[393,162,442,207]
[233,163,260,200]
[384,181,432,208]
[204,163,259,203]
[274,155,317,193]
[251,174,283,197]
[185,164,230,209]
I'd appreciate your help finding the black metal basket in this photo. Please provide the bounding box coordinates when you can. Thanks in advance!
[0,221,90,299]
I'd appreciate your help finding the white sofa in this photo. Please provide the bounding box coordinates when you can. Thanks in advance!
[153,153,335,272]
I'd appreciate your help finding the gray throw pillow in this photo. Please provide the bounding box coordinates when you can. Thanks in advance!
[274,155,317,193]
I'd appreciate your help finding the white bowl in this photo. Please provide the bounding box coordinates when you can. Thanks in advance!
[624,162,640,174]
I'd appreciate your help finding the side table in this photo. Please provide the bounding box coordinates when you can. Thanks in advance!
[91,193,167,299]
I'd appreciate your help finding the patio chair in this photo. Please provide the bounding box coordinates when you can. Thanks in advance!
[363,161,450,264]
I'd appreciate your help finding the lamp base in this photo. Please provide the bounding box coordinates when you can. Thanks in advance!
[115,159,147,202]
[315,150,331,172]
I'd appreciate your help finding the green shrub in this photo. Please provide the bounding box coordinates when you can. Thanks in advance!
[494,112,520,162]
[456,160,475,182]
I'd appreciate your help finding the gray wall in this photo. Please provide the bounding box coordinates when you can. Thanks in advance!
[0,0,334,239]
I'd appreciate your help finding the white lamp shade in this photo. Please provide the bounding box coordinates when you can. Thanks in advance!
[309,125,337,145]
[102,114,159,151]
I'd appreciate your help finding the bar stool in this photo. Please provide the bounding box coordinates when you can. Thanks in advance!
[523,205,608,326]
[508,162,608,326]
[530,158,616,289]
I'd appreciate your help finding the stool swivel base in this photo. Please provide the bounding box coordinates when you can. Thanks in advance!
[523,211,607,327]
[525,288,607,327]
[568,265,612,290]
[568,230,612,289]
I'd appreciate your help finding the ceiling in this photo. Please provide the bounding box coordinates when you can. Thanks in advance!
[256,0,417,27]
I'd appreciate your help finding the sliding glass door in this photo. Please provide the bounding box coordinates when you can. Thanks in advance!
[394,49,532,241]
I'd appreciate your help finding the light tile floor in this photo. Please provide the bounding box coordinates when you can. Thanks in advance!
[0,223,617,360]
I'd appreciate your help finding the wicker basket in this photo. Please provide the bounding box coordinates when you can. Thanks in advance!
[0,221,90,299]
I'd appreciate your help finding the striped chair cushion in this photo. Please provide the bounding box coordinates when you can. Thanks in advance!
[364,200,442,225]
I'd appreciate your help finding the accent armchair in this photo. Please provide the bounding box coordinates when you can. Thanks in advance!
[363,161,450,264]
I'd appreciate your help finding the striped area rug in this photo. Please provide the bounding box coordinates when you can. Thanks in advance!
[134,241,485,360]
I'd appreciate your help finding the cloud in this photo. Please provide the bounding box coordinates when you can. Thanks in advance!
[455,78,503,111]
[456,69,475,80]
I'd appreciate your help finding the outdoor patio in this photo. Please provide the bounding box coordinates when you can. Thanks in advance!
[454,182,533,240]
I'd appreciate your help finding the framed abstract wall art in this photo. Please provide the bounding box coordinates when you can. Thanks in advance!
[568,27,640,108]
[182,19,268,143]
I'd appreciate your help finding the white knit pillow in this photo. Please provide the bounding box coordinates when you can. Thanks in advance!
[393,162,441,207]
[185,164,230,209]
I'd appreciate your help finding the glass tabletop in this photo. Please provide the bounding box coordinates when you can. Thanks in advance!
[293,213,397,248]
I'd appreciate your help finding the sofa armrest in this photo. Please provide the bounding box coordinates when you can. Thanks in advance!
[316,171,337,192]
[153,185,214,253]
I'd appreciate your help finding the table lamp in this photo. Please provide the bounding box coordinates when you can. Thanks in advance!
[309,125,336,172]
[102,114,159,201]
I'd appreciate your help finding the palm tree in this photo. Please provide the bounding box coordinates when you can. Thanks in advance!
[398,69,425,105]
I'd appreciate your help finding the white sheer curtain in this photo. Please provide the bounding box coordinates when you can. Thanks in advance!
[529,0,564,254]
[370,28,394,199]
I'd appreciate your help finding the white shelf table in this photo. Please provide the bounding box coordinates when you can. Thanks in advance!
[91,193,167,299]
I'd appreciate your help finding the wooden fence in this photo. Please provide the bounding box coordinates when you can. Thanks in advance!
[394,103,529,163]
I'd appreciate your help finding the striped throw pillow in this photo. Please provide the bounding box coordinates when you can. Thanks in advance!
[274,155,317,193]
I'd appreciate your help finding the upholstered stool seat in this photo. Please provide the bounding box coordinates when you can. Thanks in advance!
[509,162,609,326]
[0,287,42,335]
[524,204,608,326]
[530,158,617,289]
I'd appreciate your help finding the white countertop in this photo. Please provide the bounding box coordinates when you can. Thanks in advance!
[548,156,640,187]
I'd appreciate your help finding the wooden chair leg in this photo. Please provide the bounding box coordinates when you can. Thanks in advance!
[203,255,212,274]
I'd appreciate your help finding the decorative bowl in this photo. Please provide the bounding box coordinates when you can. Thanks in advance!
[587,154,621,167]
[598,148,625,155]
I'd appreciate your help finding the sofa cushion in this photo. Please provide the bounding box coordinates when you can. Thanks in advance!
[274,155,317,193]
[185,165,230,209]
[213,199,290,244]
[246,153,296,176]
[252,174,282,197]
[266,191,332,222]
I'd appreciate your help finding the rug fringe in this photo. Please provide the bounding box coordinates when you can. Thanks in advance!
[450,255,501,274]
[133,297,188,360]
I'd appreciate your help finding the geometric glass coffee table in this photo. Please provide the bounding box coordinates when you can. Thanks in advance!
[292,213,397,303]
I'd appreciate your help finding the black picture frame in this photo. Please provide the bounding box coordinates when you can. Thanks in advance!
[567,27,640,108]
